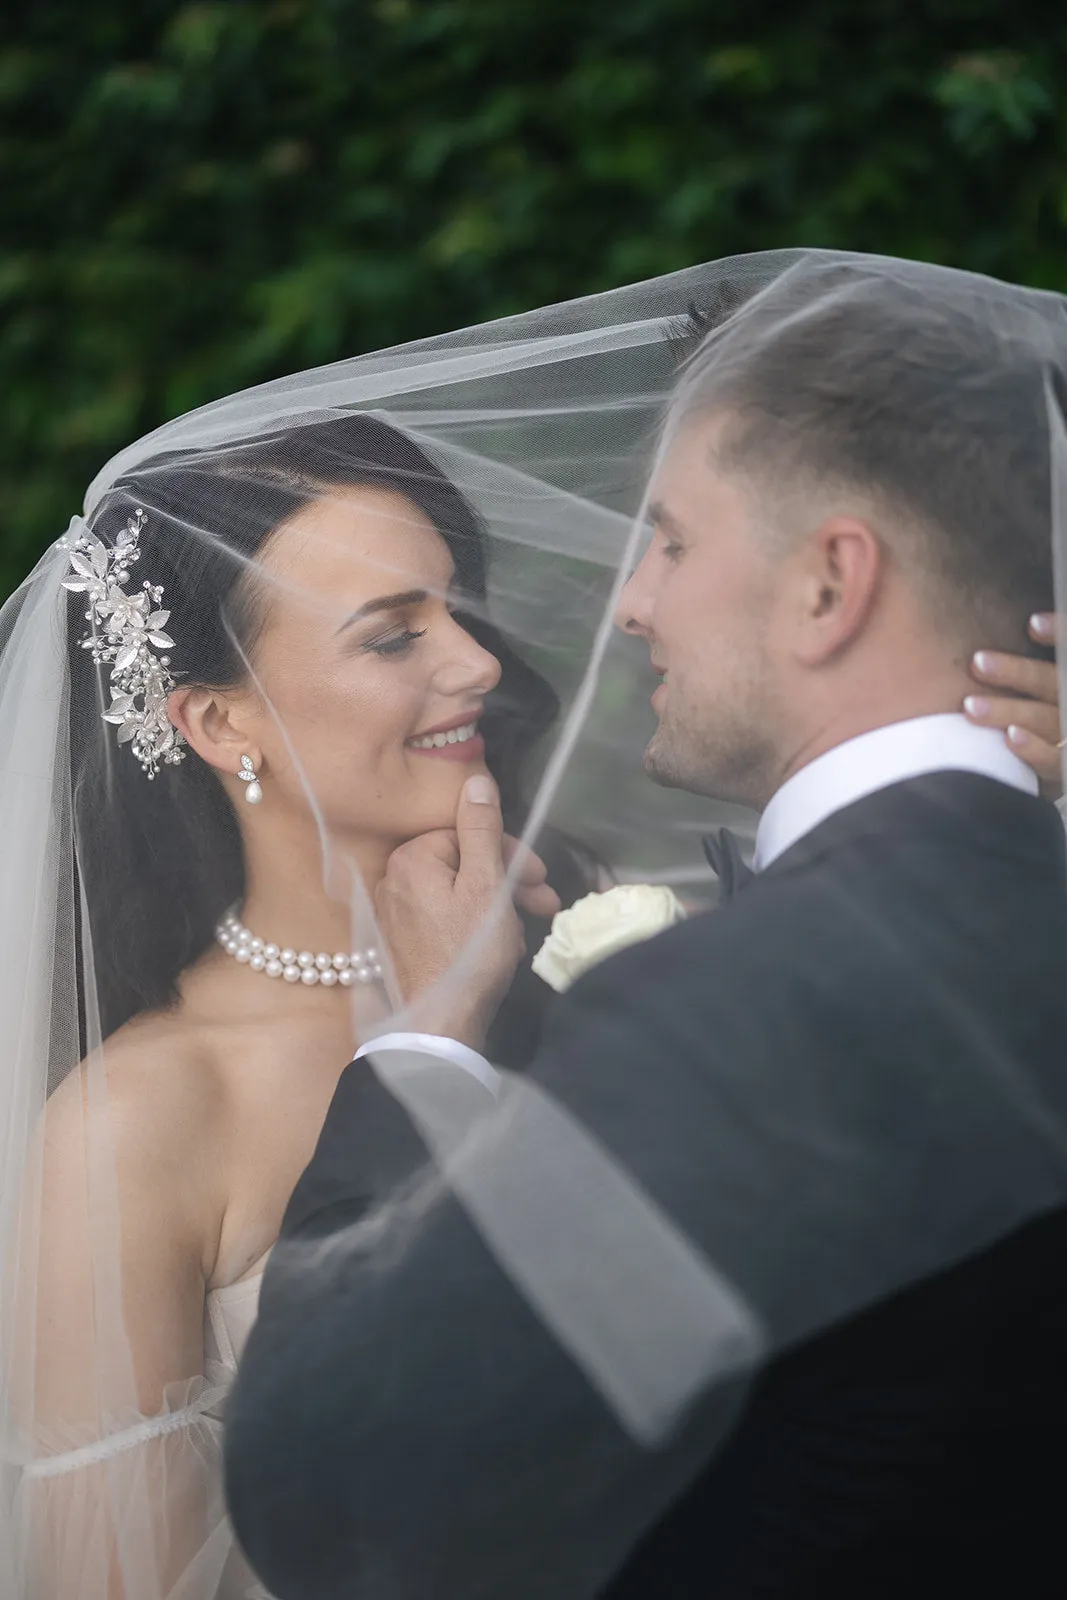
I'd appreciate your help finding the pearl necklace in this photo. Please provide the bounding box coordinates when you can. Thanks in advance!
[215,908,384,987]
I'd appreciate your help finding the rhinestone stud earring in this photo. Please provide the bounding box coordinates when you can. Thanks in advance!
[237,754,263,805]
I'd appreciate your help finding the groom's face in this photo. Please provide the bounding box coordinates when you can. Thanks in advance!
[616,416,785,805]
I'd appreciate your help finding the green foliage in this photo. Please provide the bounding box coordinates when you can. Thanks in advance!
[2,0,1066,595]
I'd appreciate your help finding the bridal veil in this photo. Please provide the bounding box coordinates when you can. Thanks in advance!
[1,251,1066,1597]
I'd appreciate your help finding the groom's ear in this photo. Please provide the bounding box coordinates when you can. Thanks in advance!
[790,516,882,666]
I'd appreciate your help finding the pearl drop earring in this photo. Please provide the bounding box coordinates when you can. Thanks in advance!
[238,754,263,805]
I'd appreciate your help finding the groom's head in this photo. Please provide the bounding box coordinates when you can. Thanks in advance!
[617,263,1062,807]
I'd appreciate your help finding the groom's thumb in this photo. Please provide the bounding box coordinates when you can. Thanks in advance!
[456,774,505,890]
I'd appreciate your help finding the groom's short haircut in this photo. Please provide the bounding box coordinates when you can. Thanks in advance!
[677,262,1066,655]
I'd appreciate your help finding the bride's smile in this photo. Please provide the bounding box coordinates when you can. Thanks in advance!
[406,712,485,758]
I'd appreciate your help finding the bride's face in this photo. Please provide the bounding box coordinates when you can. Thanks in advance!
[239,486,501,845]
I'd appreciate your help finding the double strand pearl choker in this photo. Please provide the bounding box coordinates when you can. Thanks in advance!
[215,908,384,987]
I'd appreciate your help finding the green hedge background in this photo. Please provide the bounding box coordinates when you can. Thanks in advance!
[2,0,1066,598]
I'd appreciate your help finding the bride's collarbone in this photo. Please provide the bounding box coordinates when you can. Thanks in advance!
[103,997,355,1096]
[162,971,360,1071]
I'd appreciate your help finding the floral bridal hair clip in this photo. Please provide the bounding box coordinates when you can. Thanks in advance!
[59,509,187,779]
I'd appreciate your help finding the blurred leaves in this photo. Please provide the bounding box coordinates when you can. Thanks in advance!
[2,0,1067,595]
[935,50,1053,152]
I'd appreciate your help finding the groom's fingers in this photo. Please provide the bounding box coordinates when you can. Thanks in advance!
[376,779,526,1046]
[502,834,550,886]
[455,790,561,934]
[502,836,560,919]
[514,882,563,921]
[455,774,507,894]
[378,828,460,891]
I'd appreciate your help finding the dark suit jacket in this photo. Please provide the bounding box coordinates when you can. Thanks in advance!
[225,774,1067,1599]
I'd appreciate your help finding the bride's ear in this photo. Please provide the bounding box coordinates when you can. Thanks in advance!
[166,685,262,779]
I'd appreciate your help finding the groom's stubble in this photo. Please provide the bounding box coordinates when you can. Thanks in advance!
[624,419,793,810]
[642,601,786,809]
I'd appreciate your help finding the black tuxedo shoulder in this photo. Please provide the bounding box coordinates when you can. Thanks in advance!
[556,776,1067,1048]
[531,791,1067,1355]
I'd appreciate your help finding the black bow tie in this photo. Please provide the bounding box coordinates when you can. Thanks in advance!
[702,828,756,904]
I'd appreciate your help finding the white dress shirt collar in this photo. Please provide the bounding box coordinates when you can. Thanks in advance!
[753,713,1038,873]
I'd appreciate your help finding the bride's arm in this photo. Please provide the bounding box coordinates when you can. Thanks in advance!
[35,1055,211,1415]
[19,1043,224,1599]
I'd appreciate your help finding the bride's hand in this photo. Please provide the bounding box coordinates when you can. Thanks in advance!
[375,775,561,1049]
[964,614,1062,796]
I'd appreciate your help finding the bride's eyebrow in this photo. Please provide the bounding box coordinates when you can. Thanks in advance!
[334,567,460,634]
[335,589,427,635]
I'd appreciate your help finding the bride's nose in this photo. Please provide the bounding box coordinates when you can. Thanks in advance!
[433,618,502,696]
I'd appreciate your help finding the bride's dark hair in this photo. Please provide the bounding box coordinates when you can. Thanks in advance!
[70,414,593,1060]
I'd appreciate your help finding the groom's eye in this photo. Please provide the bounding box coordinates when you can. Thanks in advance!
[662,541,684,563]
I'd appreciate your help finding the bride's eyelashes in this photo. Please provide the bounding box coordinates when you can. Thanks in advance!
[362,627,429,659]
[352,585,467,660]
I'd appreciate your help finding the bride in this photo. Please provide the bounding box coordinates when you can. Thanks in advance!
[11,413,585,1598]
[2,274,1062,1600]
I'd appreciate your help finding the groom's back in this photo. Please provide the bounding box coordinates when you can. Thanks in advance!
[596,771,1067,1599]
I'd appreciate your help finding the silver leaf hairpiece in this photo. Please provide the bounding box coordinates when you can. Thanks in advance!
[59,509,187,779]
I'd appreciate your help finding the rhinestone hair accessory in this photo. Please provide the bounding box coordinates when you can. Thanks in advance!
[59,509,186,779]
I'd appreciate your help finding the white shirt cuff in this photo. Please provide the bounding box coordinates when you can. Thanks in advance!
[353,1032,500,1095]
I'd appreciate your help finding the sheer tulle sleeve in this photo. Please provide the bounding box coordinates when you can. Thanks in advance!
[3,1004,268,1598]
[14,1370,264,1599]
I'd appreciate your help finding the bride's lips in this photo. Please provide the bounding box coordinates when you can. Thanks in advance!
[405,711,486,762]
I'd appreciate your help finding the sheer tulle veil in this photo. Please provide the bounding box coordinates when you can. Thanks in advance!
[2,250,1067,1597]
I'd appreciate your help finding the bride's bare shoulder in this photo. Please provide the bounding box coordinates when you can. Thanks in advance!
[42,1010,232,1230]
[34,1011,253,1343]
[53,1008,227,1124]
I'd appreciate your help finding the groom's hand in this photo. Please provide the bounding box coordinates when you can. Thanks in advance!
[375,775,560,1049]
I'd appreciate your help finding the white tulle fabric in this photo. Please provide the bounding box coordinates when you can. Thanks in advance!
[2,249,1067,1600]
[17,1380,233,1599]
[0,255,761,1600]
[15,1272,266,1598]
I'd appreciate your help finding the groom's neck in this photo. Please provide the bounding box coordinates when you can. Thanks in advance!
[769,641,973,800]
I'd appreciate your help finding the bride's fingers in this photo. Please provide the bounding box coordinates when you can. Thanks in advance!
[969,649,1059,709]
[963,691,1061,749]
[1028,612,1057,647]
[965,635,1062,792]
[1003,724,1062,788]
[963,692,1062,786]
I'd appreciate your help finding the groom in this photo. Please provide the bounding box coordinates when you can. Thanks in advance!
[226,264,1067,1599]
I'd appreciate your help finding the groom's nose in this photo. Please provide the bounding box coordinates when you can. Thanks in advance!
[614,558,654,638]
